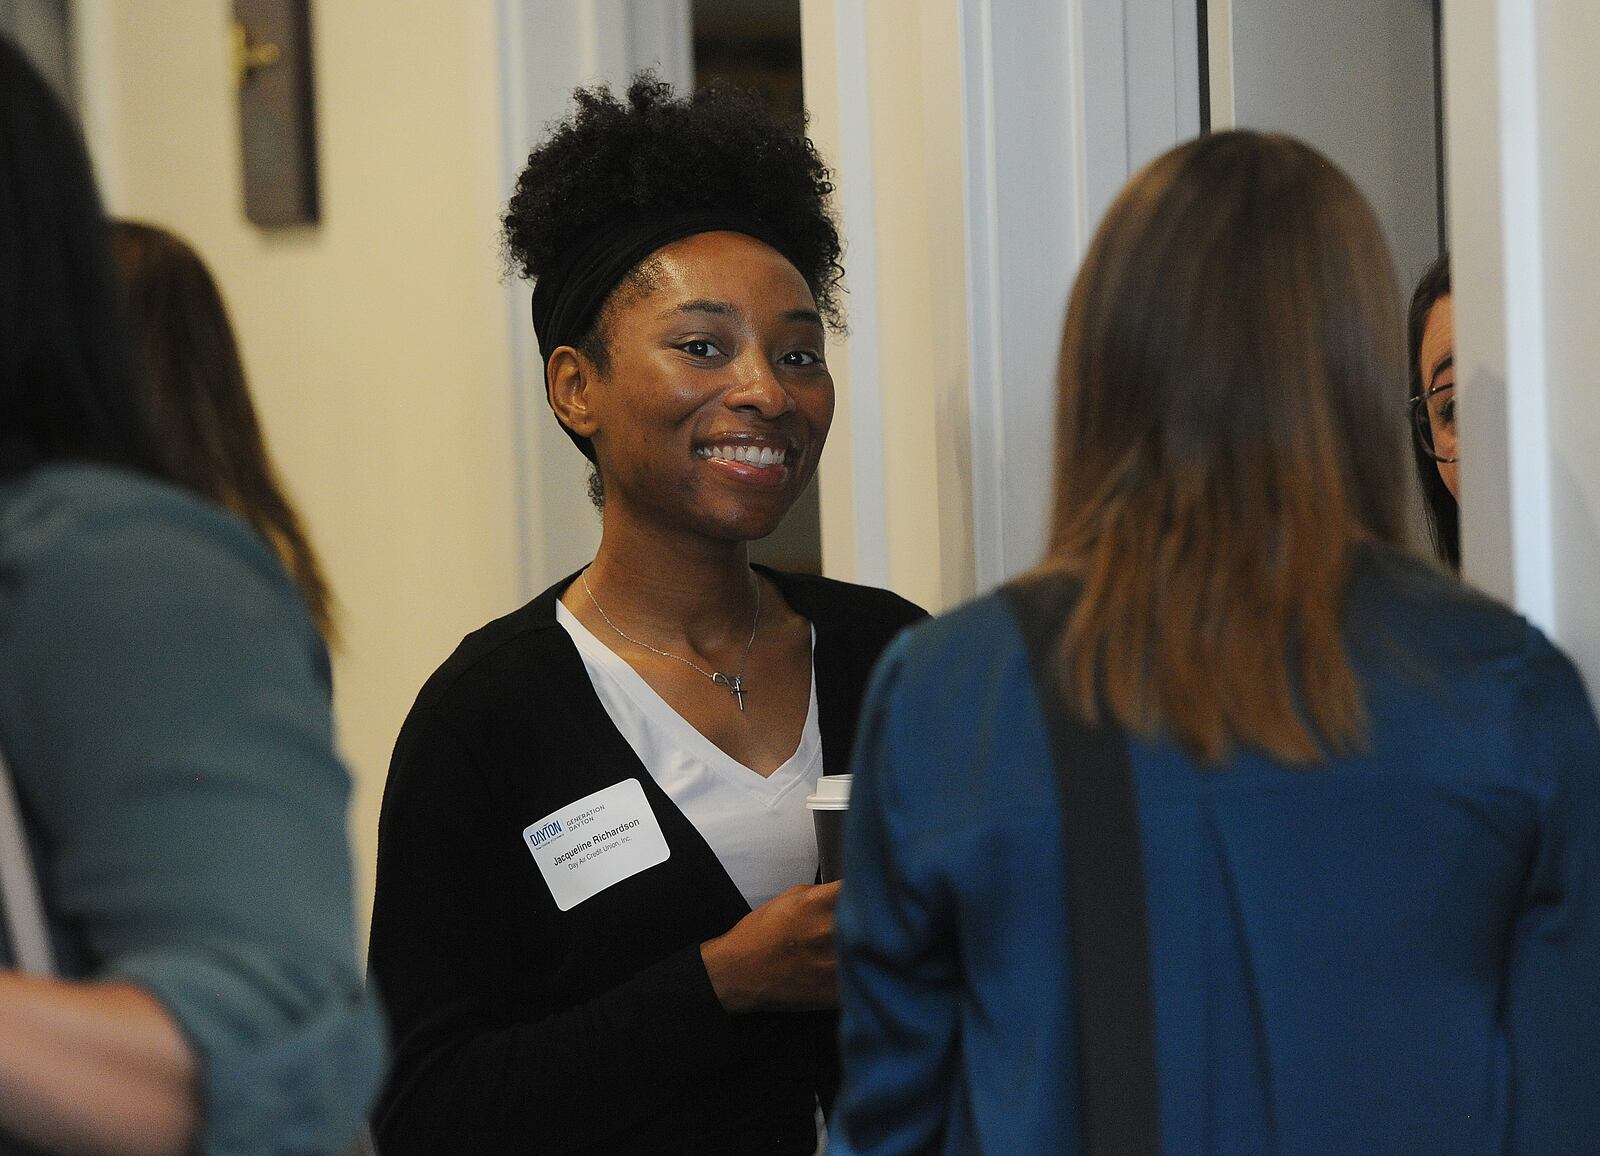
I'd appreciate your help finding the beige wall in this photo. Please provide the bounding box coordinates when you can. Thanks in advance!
[801,0,974,612]
[77,1,522,938]
[866,0,973,611]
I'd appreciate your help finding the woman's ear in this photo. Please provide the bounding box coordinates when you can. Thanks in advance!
[546,346,600,441]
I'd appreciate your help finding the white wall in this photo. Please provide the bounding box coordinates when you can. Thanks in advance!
[964,0,1201,589]
[1535,4,1600,685]
[797,0,884,589]
[75,0,523,937]
[1218,0,1440,288]
[804,0,1200,600]
[801,0,975,611]
[1445,0,1600,693]
[1206,0,1437,553]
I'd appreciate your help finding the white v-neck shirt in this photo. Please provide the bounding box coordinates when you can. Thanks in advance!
[556,601,823,911]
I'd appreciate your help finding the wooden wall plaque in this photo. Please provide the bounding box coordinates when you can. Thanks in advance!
[234,0,319,227]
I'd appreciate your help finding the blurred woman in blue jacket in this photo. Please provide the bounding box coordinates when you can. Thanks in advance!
[834,131,1600,1155]
[0,35,384,1154]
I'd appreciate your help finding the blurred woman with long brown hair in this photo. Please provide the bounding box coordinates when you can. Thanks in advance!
[833,131,1600,1154]
[110,220,336,640]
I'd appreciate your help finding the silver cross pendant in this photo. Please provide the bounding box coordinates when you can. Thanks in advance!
[711,672,746,712]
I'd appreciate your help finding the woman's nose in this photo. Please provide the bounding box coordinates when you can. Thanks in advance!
[726,356,795,418]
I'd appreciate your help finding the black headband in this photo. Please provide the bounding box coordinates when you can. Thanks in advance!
[531,212,793,462]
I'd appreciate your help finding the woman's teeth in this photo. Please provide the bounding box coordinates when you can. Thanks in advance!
[698,445,787,468]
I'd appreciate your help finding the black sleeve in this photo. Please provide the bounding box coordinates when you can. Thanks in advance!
[368,706,745,1154]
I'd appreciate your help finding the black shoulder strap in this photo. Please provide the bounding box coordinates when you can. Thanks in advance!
[1000,576,1161,1156]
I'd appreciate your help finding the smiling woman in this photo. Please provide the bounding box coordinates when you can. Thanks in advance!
[547,230,834,543]
[367,76,924,1155]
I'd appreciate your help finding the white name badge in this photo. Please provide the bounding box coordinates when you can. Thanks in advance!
[523,779,671,911]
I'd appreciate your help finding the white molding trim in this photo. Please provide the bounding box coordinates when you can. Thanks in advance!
[961,0,1008,592]
[495,0,543,600]
[829,0,891,587]
[1444,0,1554,628]
[1493,0,1554,626]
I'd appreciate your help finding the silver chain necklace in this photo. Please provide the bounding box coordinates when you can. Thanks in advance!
[581,571,761,711]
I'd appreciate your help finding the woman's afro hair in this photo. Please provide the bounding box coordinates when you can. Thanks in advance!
[503,74,843,329]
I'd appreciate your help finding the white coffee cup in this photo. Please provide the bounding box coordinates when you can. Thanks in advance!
[806,774,851,882]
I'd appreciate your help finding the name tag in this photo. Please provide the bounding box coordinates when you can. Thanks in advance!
[523,779,671,911]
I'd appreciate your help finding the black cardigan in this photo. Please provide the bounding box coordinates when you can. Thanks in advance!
[369,568,925,1155]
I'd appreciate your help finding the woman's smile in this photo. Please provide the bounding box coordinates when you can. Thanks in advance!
[695,438,795,488]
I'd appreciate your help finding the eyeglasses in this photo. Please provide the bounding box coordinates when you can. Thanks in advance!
[1409,382,1457,464]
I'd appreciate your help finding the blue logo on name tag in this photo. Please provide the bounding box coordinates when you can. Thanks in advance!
[526,819,564,849]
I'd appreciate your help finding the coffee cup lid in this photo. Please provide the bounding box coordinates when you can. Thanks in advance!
[805,774,851,810]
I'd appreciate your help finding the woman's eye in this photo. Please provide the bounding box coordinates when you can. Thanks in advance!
[678,339,725,358]
[1437,393,1456,427]
[781,349,823,368]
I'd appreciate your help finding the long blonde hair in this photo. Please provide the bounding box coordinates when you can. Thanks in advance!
[1045,131,1408,763]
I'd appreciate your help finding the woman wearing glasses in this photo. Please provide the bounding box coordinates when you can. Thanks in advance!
[1409,252,1458,568]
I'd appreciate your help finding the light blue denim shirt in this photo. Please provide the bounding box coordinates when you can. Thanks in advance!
[0,463,386,1155]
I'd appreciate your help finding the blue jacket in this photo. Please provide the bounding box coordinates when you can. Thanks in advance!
[0,464,387,1156]
[834,549,1600,1155]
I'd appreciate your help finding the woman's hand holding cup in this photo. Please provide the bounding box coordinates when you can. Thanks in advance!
[701,881,841,1013]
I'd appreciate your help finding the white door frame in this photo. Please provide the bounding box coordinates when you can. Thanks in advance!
[1442,0,1554,626]
[495,0,693,599]
[961,0,1202,591]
